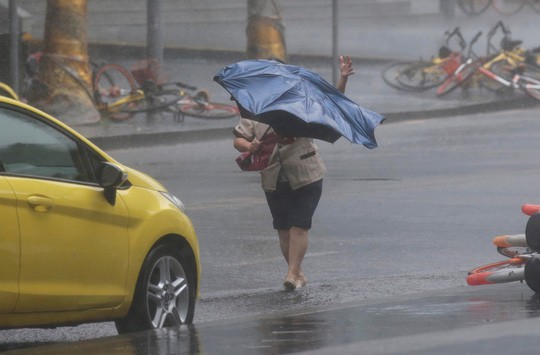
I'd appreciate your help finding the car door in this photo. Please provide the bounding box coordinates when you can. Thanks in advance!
[0,105,131,312]
[0,175,20,313]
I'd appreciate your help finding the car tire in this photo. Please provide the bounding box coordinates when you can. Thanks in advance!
[115,243,196,334]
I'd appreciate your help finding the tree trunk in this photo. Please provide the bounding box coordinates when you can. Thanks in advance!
[246,0,287,62]
[28,0,99,125]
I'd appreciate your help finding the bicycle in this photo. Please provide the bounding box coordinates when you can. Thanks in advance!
[474,21,540,94]
[457,0,492,15]
[458,0,540,15]
[491,0,540,14]
[436,30,483,97]
[92,61,239,122]
[474,21,525,92]
[467,204,540,293]
[437,22,540,99]
[381,27,467,92]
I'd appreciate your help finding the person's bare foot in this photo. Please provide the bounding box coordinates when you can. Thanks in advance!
[283,276,297,291]
[295,273,307,288]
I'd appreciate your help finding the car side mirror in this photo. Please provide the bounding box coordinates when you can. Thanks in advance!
[98,162,128,205]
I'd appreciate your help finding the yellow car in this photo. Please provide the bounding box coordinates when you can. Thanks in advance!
[0,96,200,334]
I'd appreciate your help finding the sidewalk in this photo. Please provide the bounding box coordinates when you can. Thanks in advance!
[78,56,537,151]
[67,8,540,150]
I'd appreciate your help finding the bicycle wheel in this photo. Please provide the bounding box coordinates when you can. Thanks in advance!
[121,88,180,113]
[521,75,540,101]
[93,63,138,121]
[396,62,448,91]
[178,93,239,119]
[381,61,425,92]
[530,0,540,12]
[492,0,526,14]
[437,60,481,97]
[457,0,492,15]
[524,82,540,100]
[467,258,526,285]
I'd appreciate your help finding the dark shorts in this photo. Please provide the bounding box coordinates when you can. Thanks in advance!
[265,179,323,230]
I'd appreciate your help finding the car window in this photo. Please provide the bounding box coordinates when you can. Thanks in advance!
[0,107,95,183]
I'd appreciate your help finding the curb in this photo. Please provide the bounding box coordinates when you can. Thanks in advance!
[89,126,233,150]
[384,95,537,122]
[88,42,390,66]
[88,96,538,151]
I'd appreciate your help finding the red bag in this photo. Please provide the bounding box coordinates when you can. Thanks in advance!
[235,129,277,171]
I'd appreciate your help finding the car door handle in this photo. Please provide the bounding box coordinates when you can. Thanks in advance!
[27,195,55,212]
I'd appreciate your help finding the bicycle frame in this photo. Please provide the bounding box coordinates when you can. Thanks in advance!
[477,60,540,93]
[436,31,483,97]
[101,89,145,113]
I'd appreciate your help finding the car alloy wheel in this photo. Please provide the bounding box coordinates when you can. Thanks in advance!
[146,255,190,327]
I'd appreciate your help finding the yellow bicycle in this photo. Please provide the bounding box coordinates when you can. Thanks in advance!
[92,62,239,122]
[0,82,19,101]
[381,27,467,92]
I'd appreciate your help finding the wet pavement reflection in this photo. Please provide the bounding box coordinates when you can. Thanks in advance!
[8,284,540,354]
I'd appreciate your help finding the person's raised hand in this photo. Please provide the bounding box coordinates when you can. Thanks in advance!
[339,55,355,78]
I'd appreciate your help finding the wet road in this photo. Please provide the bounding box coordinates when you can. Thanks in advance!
[3,106,540,352]
[5,285,540,354]
[3,4,540,353]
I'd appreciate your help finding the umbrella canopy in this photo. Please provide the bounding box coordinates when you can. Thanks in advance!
[213,59,384,148]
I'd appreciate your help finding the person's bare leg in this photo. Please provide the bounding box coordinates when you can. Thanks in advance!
[278,229,290,264]
[285,226,308,288]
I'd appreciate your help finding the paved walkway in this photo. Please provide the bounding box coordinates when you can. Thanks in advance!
[66,7,540,149]
[78,56,536,150]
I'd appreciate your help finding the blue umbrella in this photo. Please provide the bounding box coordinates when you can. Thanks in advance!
[213,59,384,148]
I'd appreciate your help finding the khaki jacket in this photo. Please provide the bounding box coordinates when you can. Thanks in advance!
[234,119,326,192]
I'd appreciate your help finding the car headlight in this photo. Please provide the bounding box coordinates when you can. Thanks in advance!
[160,191,187,214]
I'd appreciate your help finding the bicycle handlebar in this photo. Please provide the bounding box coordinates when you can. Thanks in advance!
[467,31,483,59]
[487,21,511,39]
[487,21,511,55]
[444,27,467,51]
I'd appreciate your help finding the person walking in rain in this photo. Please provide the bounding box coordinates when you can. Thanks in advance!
[233,56,356,290]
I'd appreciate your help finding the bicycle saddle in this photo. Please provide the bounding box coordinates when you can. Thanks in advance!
[438,46,452,59]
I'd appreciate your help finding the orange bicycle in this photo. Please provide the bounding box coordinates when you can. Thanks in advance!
[437,22,540,99]
[467,204,540,292]
[381,27,467,92]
